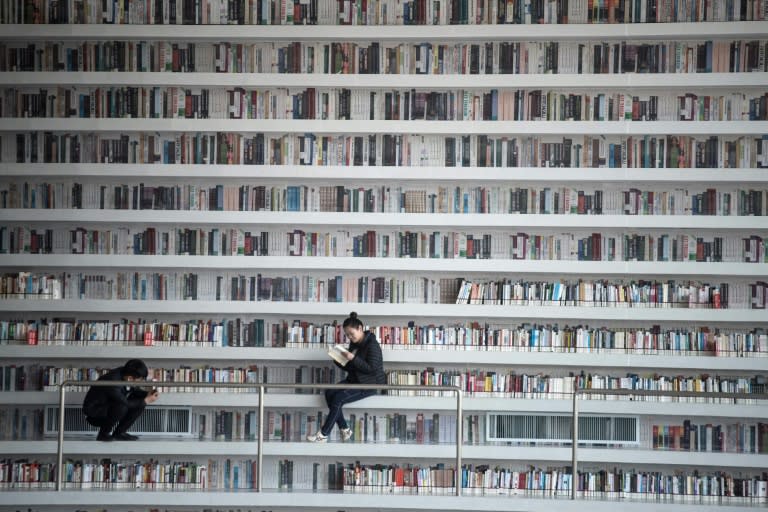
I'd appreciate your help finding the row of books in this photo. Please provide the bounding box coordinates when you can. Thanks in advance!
[388,369,764,398]
[3,317,766,356]
[3,271,767,309]
[3,458,766,499]
[2,0,766,25]
[0,406,43,441]
[6,361,763,398]
[195,408,461,444]
[8,364,262,392]
[0,271,451,303]
[5,225,764,264]
[340,463,766,498]
[6,87,767,122]
[3,39,766,75]
[20,183,768,217]
[6,132,767,168]
[3,0,325,25]
[454,278,745,308]
[7,363,336,393]
[5,181,767,217]
[335,0,768,25]
[652,420,768,454]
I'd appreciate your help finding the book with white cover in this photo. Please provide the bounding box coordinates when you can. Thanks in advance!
[328,344,351,366]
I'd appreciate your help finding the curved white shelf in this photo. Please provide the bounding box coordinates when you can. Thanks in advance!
[0,301,764,322]
[0,440,259,456]
[463,447,768,468]
[2,490,765,511]
[3,346,765,372]
[2,163,767,183]
[1,441,765,468]
[3,71,766,89]
[2,118,766,135]
[3,255,766,278]
[2,392,766,418]
[1,21,764,41]
[5,210,768,229]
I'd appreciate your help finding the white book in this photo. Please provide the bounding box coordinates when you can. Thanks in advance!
[327,343,351,366]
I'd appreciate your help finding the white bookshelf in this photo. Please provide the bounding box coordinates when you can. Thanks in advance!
[1,300,765,321]
[4,345,767,372]
[3,345,768,371]
[1,14,767,509]
[5,210,768,229]
[2,20,765,40]
[4,118,768,134]
[1,440,766,468]
[2,392,766,418]
[3,71,767,89]
[2,491,763,512]
[2,254,767,277]
[1,163,767,183]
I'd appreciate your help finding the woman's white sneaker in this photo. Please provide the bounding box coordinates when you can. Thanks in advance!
[306,432,328,442]
[340,428,353,441]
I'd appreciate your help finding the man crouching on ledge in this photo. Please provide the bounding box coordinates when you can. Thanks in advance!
[82,359,160,441]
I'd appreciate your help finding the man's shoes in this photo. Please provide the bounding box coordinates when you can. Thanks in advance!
[340,428,353,442]
[112,432,139,441]
[306,431,328,443]
[96,432,113,442]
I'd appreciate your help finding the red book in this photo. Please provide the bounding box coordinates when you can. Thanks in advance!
[416,413,424,444]
[591,232,601,261]
[393,467,404,486]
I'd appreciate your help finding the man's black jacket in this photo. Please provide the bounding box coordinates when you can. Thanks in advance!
[82,366,148,418]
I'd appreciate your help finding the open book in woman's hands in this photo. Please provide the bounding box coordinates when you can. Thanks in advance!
[327,344,351,366]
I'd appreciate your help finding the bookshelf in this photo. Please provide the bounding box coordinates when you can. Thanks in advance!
[1,8,767,509]
[4,119,768,134]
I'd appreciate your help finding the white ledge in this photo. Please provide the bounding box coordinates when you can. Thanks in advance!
[2,255,767,278]
[2,118,767,135]
[1,489,765,511]
[2,72,766,89]
[0,164,767,183]
[0,21,764,41]
[0,301,764,322]
[3,210,767,229]
[2,346,765,372]
[2,392,765,418]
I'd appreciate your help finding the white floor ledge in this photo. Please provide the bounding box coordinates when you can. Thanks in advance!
[0,490,764,511]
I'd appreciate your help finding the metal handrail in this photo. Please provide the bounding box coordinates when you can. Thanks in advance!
[570,388,768,500]
[56,380,463,494]
[55,381,768,498]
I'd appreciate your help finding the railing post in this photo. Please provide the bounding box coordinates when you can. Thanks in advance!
[571,388,578,500]
[257,385,264,492]
[56,383,66,491]
[455,388,462,497]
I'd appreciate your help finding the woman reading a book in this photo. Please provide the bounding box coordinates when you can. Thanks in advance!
[307,311,385,442]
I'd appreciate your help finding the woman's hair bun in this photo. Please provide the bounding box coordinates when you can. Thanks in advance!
[349,311,358,319]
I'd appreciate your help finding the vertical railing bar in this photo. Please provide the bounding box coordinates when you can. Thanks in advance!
[455,388,462,497]
[56,383,66,491]
[571,387,578,500]
[257,385,265,492]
